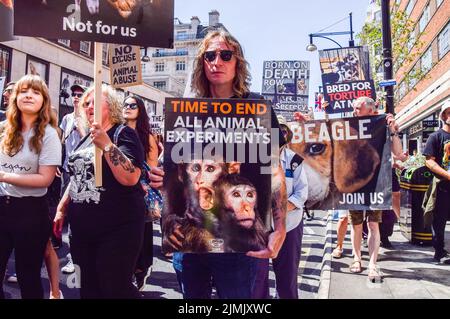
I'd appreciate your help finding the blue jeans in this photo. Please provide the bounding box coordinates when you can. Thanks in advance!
[179,253,259,299]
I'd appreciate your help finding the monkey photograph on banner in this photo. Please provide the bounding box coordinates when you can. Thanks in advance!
[288,114,392,210]
[162,98,274,254]
[13,0,174,48]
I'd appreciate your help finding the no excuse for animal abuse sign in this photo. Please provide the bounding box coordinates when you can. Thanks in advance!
[288,114,392,210]
[162,98,275,254]
[109,44,142,88]
[14,0,174,48]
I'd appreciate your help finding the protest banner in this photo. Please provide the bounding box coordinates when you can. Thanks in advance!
[262,60,310,121]
[288,114,392,210]
[318,47,374,116]
[0,76,5,94]
[0,1,15,41]
[162,98,274,253]
[13,0,174,48]
[149,114,163,135]
[323,79,376,114]
[109,44,142,88]
[14,0,174,186]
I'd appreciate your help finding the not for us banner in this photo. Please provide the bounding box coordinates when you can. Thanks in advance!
[109,44,142,88]
[14,0,174,48]
[162,98,275,254]
[288,114,392,210]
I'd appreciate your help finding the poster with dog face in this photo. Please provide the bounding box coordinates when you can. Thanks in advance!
[261,60,310,121]
[162,98,274,253]
[288,114,392,210]
[14,0,174,48]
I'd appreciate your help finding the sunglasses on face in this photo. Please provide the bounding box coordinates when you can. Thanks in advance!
[204,50,234,62]
[72,92,83,98]
[123,102,138,110]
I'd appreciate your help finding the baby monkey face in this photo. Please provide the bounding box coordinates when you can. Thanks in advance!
[224,185,257,229]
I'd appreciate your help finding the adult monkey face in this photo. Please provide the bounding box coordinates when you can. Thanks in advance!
[224,184,257,229]
[186,159,225,191]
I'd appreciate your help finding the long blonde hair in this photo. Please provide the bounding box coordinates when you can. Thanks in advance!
[191,29,251,98]
[0,74,56,156]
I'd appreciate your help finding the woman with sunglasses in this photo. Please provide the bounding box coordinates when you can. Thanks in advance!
[54,84,145,298]
[122,95,158,291]
[0,75,61,299]
[153,29,287,299]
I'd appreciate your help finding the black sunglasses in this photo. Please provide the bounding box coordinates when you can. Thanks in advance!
[123,102,138,110]
[204,50,234,62]
[71,92,83,98]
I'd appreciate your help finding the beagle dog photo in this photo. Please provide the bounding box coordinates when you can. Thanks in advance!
[288,115,392,210]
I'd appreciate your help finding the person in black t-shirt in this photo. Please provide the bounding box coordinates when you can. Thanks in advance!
[54,84,145,298]
[423,104,450,263]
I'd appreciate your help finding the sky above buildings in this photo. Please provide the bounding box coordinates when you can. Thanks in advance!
[174,0,371,105]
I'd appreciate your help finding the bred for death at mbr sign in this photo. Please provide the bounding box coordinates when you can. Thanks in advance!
[109,44,142,88]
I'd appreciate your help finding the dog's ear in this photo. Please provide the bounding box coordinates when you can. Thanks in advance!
[333,130,380,193]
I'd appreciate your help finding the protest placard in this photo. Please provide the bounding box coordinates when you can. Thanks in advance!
[109,44,142,88]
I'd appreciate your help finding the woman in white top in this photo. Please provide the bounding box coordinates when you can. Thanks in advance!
[0,74,61,299]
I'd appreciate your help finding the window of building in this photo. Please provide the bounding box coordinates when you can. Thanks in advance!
[408,63,419,90]
[0,46,11,81]
[80,41,91,55]
[419,4,430,33]
[438,22,449,59]
[176,48,188,56]
[374,11,381,22]
[58,39,71,47]
[155,62,165,72]
[153,81,166,90]
[398,81,407,100]
[436,0,443,7]
[407,30,416,52]
[405,0,416,16]
[176,61,186,71]
[421,46,432,73]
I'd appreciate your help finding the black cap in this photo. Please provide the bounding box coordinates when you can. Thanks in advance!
[70,84,87,93]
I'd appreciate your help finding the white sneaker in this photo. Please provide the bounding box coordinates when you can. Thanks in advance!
[6,273,17,283]
[50,290,64,299]
[62,255,75,274]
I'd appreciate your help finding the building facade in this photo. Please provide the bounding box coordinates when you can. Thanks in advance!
[392,0,449,153]
[142,10,227,97]
[0,36,172,133]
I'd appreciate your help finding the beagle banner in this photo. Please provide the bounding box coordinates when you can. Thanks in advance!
[289,114,392,210]
[162,98,274,253]
[13,0,174,48]
[261,60,310,121]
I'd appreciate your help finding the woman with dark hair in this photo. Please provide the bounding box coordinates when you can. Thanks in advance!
[0,74,61,299]
[123,95,158,291]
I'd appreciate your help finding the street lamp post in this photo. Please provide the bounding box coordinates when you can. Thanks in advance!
[381,0,394,114]
[306,13,355,51]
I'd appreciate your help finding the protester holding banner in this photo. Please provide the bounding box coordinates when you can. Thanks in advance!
[152,29,287,299]
[54,84,145,298]
[273,115,308,299]
[423,104,450,263]
[348,96,402,282]
[0,75,61,299]
[122,94,159,291]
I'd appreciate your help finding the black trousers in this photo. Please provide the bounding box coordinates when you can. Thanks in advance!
[0,196,51,299]
[272,219,304,299]
[69,209,144,299]
[135,221,153,272]
[432,181,450,253]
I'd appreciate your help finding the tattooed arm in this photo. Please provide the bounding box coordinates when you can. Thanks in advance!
[90,123,141,186]
[104,144,142,186]
[426,156,450,181]
[247,164,287,259]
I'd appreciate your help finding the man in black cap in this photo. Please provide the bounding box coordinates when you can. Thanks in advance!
[57,84,87,269]
[1,81,15,122]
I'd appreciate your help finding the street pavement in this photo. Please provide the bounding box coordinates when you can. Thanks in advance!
[2,212,328,299]
[325,216,450,299]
